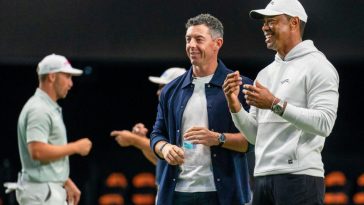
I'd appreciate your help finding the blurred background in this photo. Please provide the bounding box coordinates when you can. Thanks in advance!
[0,0,363,204]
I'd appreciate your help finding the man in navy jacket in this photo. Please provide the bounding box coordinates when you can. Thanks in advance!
[150,13,253,205]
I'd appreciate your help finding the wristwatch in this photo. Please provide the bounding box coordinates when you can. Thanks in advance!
[272,99,285,116]
[217,133,226,147]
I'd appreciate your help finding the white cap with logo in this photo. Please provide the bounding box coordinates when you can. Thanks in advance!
[37,54,83,76]
[148,67,186,85]
[249,0,308,23]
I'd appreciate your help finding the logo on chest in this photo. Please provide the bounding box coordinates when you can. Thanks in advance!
[280,78,290,85]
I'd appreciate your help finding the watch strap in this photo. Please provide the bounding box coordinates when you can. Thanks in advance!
[218,133,226,147]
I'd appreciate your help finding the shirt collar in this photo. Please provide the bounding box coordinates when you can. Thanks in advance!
[181,59,229,88]
[35,88,62,112]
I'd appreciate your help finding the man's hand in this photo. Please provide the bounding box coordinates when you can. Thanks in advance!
[111,124,157,165]
[72,138,92,156]
[65,178,81,205]
[110,130,136,147]
[132,123,148,136]
[223,71,243,113]
[111,123,149,147]
[161,144,184,165]
[243,81,275,109]
[183,127,219,147]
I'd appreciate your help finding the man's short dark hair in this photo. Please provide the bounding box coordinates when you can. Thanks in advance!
[185,13,224,39]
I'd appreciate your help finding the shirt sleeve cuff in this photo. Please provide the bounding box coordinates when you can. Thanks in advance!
[282,103,299,125]
[231,106,249,126]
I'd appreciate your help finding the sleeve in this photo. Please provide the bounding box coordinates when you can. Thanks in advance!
[231,76,258,145]
[231,107,258,145]
[282,62,339,137]
[150,91,169,159]
[26,107,51,143]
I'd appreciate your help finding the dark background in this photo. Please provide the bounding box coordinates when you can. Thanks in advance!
[1,0,363,204]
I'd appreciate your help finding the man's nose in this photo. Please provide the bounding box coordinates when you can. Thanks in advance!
[262,23,270,32]
[188,39,197,47]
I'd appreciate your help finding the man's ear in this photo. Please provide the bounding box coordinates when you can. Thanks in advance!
[215,38,223,50]
[290,17,300,31]
[48,73,56,82]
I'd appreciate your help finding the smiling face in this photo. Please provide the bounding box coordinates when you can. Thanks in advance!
[261,14,305,59]
[262,15,293,52]
[185,24,221,68]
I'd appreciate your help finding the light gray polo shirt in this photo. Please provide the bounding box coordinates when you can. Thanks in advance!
[17,88,69,183]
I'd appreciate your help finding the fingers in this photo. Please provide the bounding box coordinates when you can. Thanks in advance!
[243,81,275,108]
[245,99,254,106]
[73,196,80,205]
[164,145,184,165]
[67,197,74,205]
[243,84,259,93]
[242,84,260,106]
[184,134,202,142]
[223,74,242,88]
[225,71,240,80]
[244,88,260,106]
[185,126,204,134]
[110,130,119,137]
[183,132,201,143]
[133,123,148,135]
[82,139,92,154]
[113,131,134,147]
[173,146,184,158]
[73,197,80,205]
[243,89,259,98]
[223,71,243,98]
[76,138,92,156]
[184,127,205,140]
[223,83,241,95]
[74,194,80,205]
[190,137,203,144]
[166,153,175,163]
[183,127,216,146]
[68,194,80,205]
[255,80,265,88]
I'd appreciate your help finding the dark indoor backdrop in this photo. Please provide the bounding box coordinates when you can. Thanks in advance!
[1,0,363,204]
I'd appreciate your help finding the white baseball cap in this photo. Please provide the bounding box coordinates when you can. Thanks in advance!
[148,67,186,85]
[249,0,308,23]
[37,54,83,76]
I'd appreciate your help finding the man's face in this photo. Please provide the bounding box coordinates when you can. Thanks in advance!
[185,24,219,67]
[261,15,292,52]
[54,72,73,99]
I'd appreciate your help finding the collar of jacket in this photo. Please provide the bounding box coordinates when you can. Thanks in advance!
[181,59,229,89]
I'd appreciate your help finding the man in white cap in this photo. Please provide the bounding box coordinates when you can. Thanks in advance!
[110,67,186,185]
[12,54,92,205]
[223,0,339,204]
